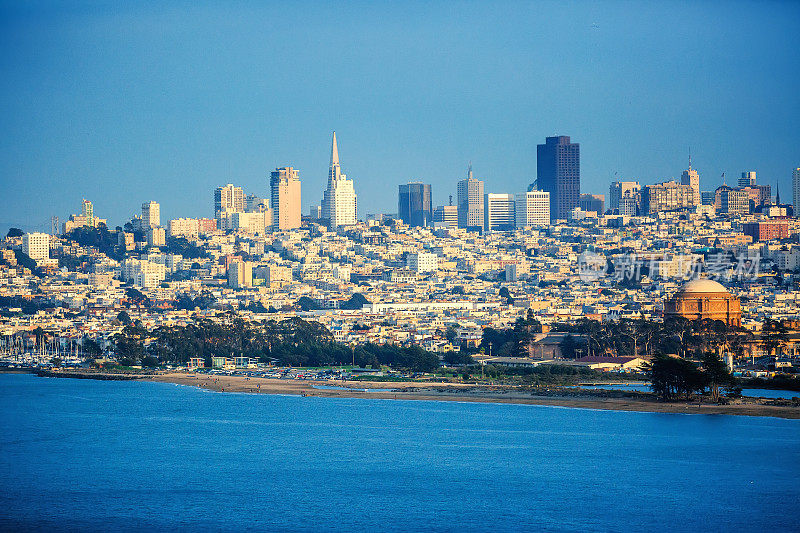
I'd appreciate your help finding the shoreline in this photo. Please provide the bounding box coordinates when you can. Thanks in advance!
[14,368,800,419]
[149,372,800,419]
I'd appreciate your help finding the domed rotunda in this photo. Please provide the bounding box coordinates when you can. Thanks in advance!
[663,279,741,327]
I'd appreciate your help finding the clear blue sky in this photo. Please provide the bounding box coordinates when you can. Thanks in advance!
[1,0,798,231]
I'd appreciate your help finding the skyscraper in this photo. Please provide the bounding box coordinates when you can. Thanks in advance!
[484,193,515,231]
[321,132,357,229]
[536,136,579,220]
[793,168,800,214]
[82,199,94,227]
[141,201,160,228]
[680,158,701,206]
[515,191,550,227]
[457,164,484,229]
[214,184,244,218]
[398,183,432,227]
[270,167,302,230]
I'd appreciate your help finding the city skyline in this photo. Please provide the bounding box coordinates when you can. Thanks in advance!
[2,2,799,230]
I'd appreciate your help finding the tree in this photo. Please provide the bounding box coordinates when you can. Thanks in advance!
[761,319,789,360]
[6,227,23,238]
[117,311,132,325]
[340,293,370,310]
[646,354,705,401]
[295,296,320,311]
[701,352,733,403]
[83,338,103,358]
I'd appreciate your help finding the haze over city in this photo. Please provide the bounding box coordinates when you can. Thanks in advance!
[1,1,798,230]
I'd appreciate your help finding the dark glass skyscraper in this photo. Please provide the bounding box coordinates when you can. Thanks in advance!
[536,136,580,220]
[398,183,433,227]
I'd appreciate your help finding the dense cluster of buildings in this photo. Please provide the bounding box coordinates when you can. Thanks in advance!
[2,132,800,373]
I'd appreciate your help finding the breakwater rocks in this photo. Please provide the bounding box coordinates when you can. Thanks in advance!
[34,369,149,381]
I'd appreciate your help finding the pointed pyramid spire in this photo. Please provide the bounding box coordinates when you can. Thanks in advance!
[330,131,339,167]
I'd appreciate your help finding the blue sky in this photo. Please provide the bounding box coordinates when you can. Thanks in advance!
[1,0,798,231]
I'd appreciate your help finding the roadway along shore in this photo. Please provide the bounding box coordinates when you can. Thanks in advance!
[147,372,800,420]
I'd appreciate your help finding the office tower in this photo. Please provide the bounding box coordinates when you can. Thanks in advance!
[739,171,756,188]
[579,194,605,215]
[701,191,715,206]
[309,205,322,220]
[214,184,245,218]
[793,169,800,213]
[680,159,701,206]
[484,193,515,231]
[270,167,301,230]
[433,205,458,229]
[609,181,640,211]
[398,182,433,227]
[82,199,94,227]
[141,201,160,228]
[641,181,695,214]
[457,164,484,228]
[716,186,749,215]
[536,136,579,220]
[321,132,357,229]
[22,232,50,261]
[514,190,550,228]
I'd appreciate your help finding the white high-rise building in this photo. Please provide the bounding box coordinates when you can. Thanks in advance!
[321,132,357,229]
[142,201,160,228]
[484,193,516,232]
[457,165,484,229]
[515,191,550,228]
[214,184,245,219]
[793,168,800,214]
[22,232,50,261]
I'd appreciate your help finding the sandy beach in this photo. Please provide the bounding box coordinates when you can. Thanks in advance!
[148,372,800,419]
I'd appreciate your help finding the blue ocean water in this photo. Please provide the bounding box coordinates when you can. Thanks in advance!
[1,373,799,532]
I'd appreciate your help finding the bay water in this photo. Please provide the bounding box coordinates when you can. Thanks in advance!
[1,373,798,532]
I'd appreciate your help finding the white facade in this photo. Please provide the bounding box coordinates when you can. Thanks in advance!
[215,184,244,220]
[168,218,199,239]
[484,193,515,231]
[121,258,166,288]
[515,191,550,227]
[231,211,270,235]
[146,227,166,247]
[407,252,438,273]
[22,233,50,261]
[321,132,357,229]
[141,201,160,228]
